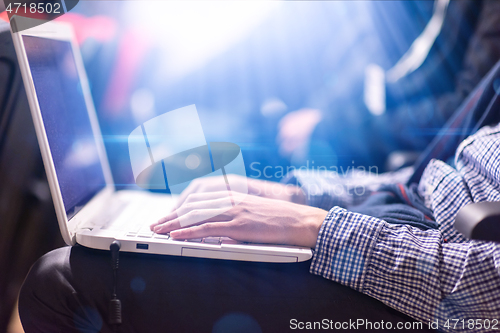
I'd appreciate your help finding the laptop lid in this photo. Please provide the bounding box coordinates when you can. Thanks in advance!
[11,20,313,263]
[11,20,115,245]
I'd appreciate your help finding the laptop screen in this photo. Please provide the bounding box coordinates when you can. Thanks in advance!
[23,35,107,219]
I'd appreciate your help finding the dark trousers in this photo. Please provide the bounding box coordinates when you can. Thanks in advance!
[19,246,432,333]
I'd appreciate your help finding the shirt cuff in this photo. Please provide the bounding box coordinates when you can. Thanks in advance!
[310,206,384,291]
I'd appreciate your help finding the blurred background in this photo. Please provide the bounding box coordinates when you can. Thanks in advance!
[2,0,494,332]
[52,1,443,186]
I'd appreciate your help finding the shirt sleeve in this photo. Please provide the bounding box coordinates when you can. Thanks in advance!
[311,206,500,332]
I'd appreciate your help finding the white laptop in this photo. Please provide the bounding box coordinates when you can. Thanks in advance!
[11,20,312,263]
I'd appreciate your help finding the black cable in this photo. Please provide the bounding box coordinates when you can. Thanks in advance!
[109,240,122,332]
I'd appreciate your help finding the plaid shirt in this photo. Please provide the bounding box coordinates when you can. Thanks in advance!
[291,124,500,332]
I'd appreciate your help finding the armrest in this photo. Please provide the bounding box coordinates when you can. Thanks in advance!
[454,201,500,242]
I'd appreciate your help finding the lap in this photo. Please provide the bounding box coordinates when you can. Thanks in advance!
[19,246,431,332]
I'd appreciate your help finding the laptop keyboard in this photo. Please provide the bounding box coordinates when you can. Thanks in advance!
[105,201,239,245]
[126,231,238,245]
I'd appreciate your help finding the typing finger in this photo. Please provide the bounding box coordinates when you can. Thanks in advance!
[150,210,178,230]
[153,193,236,232]
[170,221,233,240]
[173,180,201,210]
[176,196,233,217]
[153,218,182,234]
[182,191,233,205]
[174,176,229,210]
[154,207,231,233]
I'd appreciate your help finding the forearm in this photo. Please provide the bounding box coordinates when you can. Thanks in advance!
[311,207,500,332]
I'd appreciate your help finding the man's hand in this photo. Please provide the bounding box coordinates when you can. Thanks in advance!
[277,108,322,157]
[173,175,306,211]
[151,191,328,248]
